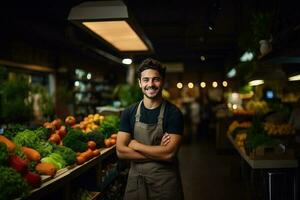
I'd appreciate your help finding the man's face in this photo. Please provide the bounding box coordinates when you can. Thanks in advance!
[139,69,164,99]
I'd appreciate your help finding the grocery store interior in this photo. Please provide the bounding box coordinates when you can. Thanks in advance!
[0,0,300,200]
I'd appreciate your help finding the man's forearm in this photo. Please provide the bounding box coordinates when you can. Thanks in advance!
[132,142,175,161]
[116,145,149,161]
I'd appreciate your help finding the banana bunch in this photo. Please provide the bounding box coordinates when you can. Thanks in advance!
[264,122,295,136]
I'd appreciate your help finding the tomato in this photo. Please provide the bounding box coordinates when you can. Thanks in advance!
[58,125,67,138]
[48,133,61,144]
[51,119,62,130]
[87,141,97,150]
[65,116,76,126]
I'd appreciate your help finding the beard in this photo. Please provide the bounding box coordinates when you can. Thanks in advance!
[142,86,162,99]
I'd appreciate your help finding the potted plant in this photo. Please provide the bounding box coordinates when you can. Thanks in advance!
[250,12,274,56]
[238,12,276,57]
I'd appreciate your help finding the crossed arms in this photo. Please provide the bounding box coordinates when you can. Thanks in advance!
[116,131,181,162]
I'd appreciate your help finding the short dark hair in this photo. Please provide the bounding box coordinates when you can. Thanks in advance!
[136,58,166,80]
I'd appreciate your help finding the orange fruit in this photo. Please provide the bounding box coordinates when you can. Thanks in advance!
[104,139,111,147]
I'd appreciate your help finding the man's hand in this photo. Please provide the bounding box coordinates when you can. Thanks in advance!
[116,132,148,160]
[128,133,182,162]
[128,139,139,150]
[128,133,171,149]
[161,133,171,146]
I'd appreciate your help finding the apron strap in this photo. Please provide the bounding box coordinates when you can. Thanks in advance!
[157,100,166,124]
[135,100,143,122]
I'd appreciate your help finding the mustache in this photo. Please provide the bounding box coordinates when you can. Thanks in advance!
[145,86,158,90]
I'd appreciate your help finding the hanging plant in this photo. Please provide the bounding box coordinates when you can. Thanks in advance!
[238,12,277,56]
[251,12,274,43]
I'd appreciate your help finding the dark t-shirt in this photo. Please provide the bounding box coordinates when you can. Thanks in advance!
[119,100,184,136]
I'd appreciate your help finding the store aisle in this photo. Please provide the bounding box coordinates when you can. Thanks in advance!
[178,135,247,200]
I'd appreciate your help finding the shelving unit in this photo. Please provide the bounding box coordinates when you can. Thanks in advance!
[73,68,116,117]
[228,134,298,200]
[22,145,125,200]
[227,134,298,169]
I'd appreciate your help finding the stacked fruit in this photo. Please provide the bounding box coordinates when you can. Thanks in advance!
[43,118,67,145]
[76,141,101,165]
[245,100,269,114]
[73,114,104,133]
[104,133,117,148]
[264,122,295,136]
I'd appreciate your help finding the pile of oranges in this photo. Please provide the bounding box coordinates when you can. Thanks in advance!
[104,133,117,147]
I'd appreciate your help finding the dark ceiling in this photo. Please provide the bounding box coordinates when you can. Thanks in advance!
[124,0,241,66]
[1,0,300,74]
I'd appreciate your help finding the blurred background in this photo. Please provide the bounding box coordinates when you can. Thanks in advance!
[0,0,300,200]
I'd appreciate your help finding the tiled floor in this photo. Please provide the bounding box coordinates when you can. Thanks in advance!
[178,134,247,200]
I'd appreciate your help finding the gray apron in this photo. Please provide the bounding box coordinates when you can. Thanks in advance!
[124,100,184,200]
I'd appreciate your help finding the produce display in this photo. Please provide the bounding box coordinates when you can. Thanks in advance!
[227,121,252,150]
[264,122,295,136]
[226,115,296,159]
[244,118,278,151]
[245,100,269,114]
[0,113,120,199]
[228,120,296,149]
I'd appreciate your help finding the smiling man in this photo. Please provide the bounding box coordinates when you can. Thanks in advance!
[116,58,184,200]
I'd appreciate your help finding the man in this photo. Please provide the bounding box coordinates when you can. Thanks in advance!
[116,58,184,200]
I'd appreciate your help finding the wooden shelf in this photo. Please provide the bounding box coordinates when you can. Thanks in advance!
[25,146,116,200]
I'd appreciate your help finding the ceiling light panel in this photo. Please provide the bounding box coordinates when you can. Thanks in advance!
[68,1,152,52]
[83,21,148,51]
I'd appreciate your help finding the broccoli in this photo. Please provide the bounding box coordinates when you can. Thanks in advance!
[99,120,118,138]
[87,130,105,148]
[0,166,29,200]
[13,129,40,148]
[53,145,77,165]
[34,127,51,141]
[62,129,88,152]
[35,141,54,158]
[3,124,27,140]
